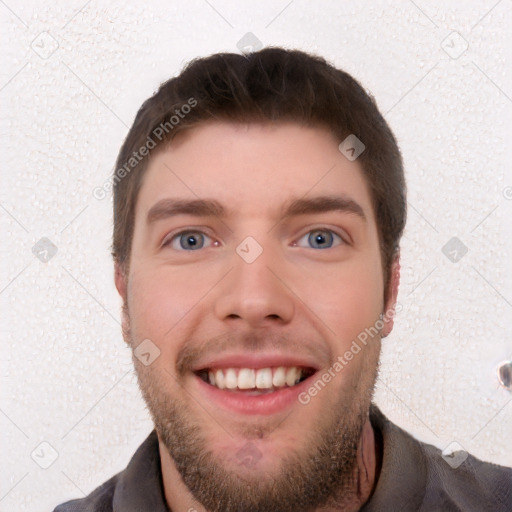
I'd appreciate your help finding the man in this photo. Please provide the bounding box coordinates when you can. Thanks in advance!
[54,48,512,511]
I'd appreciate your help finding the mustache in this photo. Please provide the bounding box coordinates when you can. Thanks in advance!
[176,330,330,377]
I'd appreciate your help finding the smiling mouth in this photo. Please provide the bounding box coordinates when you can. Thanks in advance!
[195,366,316,393]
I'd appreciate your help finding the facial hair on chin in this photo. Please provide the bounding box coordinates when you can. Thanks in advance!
[132,345,379,512]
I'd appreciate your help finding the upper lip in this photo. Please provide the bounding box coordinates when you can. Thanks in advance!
[192,352,322,372]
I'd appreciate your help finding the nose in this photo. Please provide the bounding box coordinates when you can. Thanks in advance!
[213,241,295,328]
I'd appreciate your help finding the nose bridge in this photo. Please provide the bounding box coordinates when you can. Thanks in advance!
[214,235,295,326]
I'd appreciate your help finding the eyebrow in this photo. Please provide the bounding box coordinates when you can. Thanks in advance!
[146,195,366,225]
[146,198,224,224]
[281,196,366,222]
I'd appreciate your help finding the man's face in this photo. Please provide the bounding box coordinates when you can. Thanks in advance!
[117,121,397,511]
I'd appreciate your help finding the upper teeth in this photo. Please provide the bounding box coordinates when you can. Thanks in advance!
[206,367,304,390]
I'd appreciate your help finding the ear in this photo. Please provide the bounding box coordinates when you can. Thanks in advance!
[114,261,127,302]
[114,262,131,345]
[381,253,401,338]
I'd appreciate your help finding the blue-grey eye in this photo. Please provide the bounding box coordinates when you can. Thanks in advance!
[296,229,342,249]
[169,231,210,250]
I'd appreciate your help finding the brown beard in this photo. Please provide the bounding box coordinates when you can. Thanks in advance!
[131,344,379,512]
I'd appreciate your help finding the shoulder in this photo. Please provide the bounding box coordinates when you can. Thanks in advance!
[52,473,118,512]
[419,442,512,511]
[368,404,512,512]
[52,430,165,512]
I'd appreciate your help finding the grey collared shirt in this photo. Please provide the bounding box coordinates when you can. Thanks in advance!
[53,405,512,512]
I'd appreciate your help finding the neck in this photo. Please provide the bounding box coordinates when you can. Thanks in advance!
[351,417,380,509]
[159,416,380,512]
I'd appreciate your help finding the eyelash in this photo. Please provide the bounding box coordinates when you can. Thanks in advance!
[161,227,347,251]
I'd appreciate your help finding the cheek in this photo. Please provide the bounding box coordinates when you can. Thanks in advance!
[297,258,384,342]
[126,265,210,345]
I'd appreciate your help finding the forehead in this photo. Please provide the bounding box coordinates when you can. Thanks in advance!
[136,121,375,221]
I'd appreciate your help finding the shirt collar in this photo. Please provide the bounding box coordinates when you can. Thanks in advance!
[361,404,427,511]
[113,430,169,512]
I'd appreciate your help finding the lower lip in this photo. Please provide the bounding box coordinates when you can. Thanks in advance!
[194,374,315,415]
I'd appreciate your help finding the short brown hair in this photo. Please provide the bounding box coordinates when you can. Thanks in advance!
[112,47,406,296]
